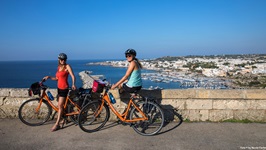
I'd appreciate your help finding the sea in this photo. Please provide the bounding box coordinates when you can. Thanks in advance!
[0,59,182,89]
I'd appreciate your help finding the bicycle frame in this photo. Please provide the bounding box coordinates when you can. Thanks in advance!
[35,88,82,116]
[97,88,148,123]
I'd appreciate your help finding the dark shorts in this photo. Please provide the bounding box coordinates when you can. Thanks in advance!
[122,83,142,93]
[57,88,69,97]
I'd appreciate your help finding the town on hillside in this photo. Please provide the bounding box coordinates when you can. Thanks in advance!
[87,54,266,89]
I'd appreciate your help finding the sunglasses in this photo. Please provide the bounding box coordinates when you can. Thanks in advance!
[59,59,66,61]
[125,54,132,58]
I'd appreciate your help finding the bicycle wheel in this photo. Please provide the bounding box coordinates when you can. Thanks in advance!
[78,100,110,133]
[18,98,52,126]
[67,103,79,124]
[130,101,164,136]
[67,96,93,124]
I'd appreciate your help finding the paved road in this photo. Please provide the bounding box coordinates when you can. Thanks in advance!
[0,119,265,150]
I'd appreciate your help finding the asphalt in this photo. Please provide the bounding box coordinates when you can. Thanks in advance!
[0,119,265,150]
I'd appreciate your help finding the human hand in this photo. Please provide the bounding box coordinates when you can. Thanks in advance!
[72,85,76,90]
[111,85,116,90]
[43,76,49,81]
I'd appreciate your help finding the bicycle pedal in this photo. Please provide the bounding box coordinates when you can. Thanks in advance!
[121,123,128,126]
[117,120,128,126]
[116,120,122,124]
[64,120,70,125]
[122,122,133,126]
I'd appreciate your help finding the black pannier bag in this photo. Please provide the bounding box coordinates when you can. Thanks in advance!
[68,89,79,99]
[69,88,92,107]
[28,82,41,96]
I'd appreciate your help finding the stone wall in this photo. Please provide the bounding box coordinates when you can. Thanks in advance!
[0,88,265,122]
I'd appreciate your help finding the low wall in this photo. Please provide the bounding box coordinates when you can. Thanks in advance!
[0,88,265,122]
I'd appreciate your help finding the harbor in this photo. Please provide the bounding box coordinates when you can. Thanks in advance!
[85,59,236,90]
[141,72,231,89]
[79,70,231,90]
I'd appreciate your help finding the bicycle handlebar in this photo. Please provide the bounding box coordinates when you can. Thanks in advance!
[39,79,48,89]
[101,79,113,90]
[39,79,76,91]
[40,79,46,85]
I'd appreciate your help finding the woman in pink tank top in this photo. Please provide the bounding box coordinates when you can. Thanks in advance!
[43,53,76,132]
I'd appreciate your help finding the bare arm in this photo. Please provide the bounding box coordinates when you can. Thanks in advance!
[43,76,57,81]
[66,64,76,90]
[111,61,136,90]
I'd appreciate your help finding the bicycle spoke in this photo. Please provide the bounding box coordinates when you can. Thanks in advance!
[130,101,164,136]
[18,99,51,126]
[78,100,110,133]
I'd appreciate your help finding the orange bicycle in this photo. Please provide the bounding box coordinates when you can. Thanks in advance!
[78,80,165,136]
[18,79,92,126]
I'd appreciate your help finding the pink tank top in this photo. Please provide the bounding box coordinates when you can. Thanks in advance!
[56,66,69,89]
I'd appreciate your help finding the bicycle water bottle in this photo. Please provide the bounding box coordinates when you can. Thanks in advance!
[47,91,54,101]
[108,93,116,104]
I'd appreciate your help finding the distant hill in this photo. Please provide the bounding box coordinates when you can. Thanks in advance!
[153,54,266,61]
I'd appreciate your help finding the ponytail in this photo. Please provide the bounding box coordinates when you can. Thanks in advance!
[134,58,143,69]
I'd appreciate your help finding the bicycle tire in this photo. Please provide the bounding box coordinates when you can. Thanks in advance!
[130,101,164,136]
[67,94,93,124]
[67,103,79,124]
[78,100,110,133]
[18,98,52,126]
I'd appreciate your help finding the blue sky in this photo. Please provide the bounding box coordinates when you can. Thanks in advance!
[0,0,266,61]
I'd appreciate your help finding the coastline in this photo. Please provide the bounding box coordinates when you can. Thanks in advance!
[1,56,264,89]
[85,54,266,89]
[86,60,232,89]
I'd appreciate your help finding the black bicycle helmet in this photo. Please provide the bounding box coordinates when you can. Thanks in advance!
[58,53,67,60]
[125,48,137,56]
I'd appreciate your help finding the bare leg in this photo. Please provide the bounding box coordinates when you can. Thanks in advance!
[51,96,66,131]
